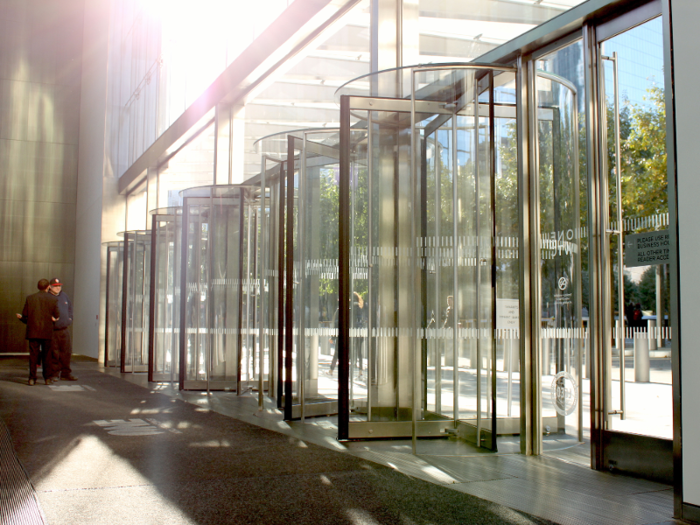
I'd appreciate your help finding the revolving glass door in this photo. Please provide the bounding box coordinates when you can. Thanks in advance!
[104,241,123,368]
[149,207,182,383]
[121,230,151,373]
[280,130,342,420]
[179,185,260,391]
[338,65,519,446]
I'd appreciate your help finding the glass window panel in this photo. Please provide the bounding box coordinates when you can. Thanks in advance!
[417,0,588,63]
[126,182,148,231]
[107,0,297,177]
[158,122,215,207]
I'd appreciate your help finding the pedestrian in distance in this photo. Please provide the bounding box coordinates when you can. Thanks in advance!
[16,279,60,385]
[48,278,77,381]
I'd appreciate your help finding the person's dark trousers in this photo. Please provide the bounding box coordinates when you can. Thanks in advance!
[330,339,338,372]
[28,339,54,380]
[52,328,72,378]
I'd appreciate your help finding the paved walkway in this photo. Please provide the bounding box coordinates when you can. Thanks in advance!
[0,356,681,525]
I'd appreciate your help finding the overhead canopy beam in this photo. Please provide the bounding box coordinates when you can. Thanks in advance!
[475,0,660,65]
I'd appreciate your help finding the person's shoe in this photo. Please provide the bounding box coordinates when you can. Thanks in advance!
[60,375,78,381]
[28,379,35,386]
[45,377,59,385]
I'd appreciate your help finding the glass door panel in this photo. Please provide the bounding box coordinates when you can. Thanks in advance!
[599,17,672,440]
[343,91,418,437]
[123,231,150,373]
[283,131,341,419]
[181,202,209,387]
[180,186,253,391]
[104,242,123,368]
[259,162,284,407]
[209,190,244,387]
[535,70,585,451]
[240,195,259,391]
[535,40,590,464]
[150,208,182,383]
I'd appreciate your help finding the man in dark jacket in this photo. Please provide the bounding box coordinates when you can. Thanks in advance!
[16,279,60,385]
[48,278,77,381]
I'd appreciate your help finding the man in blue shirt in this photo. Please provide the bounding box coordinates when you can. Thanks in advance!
[48,278,77,381]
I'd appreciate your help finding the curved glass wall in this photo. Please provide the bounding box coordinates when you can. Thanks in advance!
[104,242,124,368]
[535,72,584,447]
[337,65,521,445]
[179,185,260,391]
[255,134,289,408]
[268,130,342,419]
[149,207,182,383]
[121,230,152,373]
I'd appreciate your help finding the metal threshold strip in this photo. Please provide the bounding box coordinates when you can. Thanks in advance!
[0,419,46,524]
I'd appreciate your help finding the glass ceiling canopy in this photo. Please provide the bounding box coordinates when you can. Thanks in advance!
[244,0,586,182]
[118,0,588,194]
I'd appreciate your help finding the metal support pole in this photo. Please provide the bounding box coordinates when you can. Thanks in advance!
[259,157,268,411]
[602,52,626,420]
[475,77,483,447]
[411,69,419,454]
[451,95,459,428]
[298,135,307,421]
[367,112,374,422]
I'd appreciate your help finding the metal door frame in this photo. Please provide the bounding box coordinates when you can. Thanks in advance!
[283,131,342,421]
[148,209,181,383]
[587,3,673,483]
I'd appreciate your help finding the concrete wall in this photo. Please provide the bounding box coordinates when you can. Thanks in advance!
[74,0,125,360]
[0,0,83,352]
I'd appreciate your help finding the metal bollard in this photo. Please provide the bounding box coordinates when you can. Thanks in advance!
[320,330,330,356]
[648,319,657,351]
[634,333,650,382]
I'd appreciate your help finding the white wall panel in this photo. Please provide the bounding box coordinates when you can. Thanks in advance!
[671,0,700,509]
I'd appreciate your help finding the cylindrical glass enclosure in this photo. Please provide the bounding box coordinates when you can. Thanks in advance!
[149,207,183,383]
[337,65,521,447]
[255,129,343,419]
[283,130,342,419]
[179,185,260,391]
[120,230,151,373]
[104,241,124,368]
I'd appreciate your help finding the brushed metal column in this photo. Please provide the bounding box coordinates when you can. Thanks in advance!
[371,0,419,72]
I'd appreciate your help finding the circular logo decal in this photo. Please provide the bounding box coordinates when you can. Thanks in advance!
[558,276,568,291]
[550,371,578,416]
